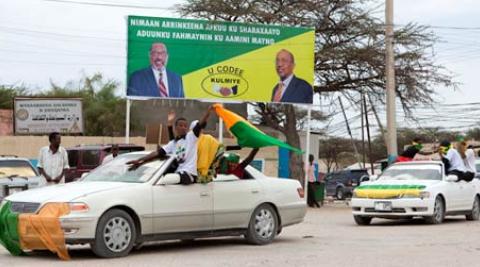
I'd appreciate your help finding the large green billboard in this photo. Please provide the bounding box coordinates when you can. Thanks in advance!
[127,16,315,104]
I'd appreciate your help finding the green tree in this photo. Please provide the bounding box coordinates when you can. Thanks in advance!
[39,73,128,136]
[179,0,455,183]
[0,84,29,109]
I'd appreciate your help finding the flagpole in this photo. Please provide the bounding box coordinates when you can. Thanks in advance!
[219,117,224,143]
[304,106,312,202]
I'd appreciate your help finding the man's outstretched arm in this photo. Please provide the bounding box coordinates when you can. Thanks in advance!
[239,148,260,169]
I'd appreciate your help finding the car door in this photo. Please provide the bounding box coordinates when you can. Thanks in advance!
[212,174,263,230]
[443,179,464,211]
[152,180,213,234]
[458,180,476,210]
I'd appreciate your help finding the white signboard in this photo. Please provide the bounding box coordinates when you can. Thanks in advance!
[14,98,84,134]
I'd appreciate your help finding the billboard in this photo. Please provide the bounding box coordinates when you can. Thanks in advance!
[127,16,315,105]
[14,98,84,134]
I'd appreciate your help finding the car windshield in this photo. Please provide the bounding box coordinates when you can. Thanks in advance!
[379,164,442,181]
[82,153,165,183]
[0,160,37,178]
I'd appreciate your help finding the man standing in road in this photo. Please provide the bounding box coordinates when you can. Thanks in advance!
[37,132,69,185]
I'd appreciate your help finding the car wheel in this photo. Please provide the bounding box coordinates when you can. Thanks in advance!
[425,196,445,224]
[91,209,136,258]
[336,188,345,200]
[353,215,372,226]
[466,196,480,221]
[245,204,278,245]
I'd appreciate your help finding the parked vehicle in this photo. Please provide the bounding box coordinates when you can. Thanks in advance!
[0,155,42,200]
[325,169,369,200]
[65,144,144,182]
[1,151,306,258]
[351,161,480,225]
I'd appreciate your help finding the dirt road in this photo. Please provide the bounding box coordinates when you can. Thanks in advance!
[1,205,480,266]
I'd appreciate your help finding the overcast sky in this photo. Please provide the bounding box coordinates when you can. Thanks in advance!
[1,0,480,134]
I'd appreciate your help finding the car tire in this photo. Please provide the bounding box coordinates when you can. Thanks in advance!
[353,215,372,226]
[425,196,445,224]
[336,188,345,200]
[245,204,278,245]
[91,209,136,258]
[466,196,480,221]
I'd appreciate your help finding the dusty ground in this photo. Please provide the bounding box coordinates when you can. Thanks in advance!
[1,204,480,267]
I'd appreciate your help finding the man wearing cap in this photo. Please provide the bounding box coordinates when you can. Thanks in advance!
[223,148,259,179]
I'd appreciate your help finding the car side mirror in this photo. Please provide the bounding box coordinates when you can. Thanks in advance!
[158,173,180,185]
[446,174,458,182]
[360,175,370,183]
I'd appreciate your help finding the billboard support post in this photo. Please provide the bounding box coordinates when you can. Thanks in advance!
[125,98,131,144]
[303,106,312,201]
[219,117,224,143]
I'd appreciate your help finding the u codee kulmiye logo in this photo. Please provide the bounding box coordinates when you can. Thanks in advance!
[201,65,249,98]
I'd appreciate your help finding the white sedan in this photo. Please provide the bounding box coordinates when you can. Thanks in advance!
[2,152,306,258]
[351,161,480,225]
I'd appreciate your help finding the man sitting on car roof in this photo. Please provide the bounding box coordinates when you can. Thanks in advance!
[127,105,214,185]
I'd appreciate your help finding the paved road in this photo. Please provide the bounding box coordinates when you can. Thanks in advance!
[1,205,480,267]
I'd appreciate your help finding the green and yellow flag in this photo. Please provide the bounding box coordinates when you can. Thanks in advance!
[0,202,71,260]
[213,104,302,154]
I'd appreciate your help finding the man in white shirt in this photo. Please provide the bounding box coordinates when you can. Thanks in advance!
[37,132,69,185]
[464,144,477,181]
[127,106,214,185]
[439,140,468,181]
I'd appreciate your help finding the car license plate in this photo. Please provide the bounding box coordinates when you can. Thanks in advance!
[374,201,392,211]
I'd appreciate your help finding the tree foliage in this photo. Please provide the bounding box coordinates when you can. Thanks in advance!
[178,0,455,180]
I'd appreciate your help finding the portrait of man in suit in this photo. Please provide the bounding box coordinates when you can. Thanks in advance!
[127,42,184,98]
[271,49,313,104]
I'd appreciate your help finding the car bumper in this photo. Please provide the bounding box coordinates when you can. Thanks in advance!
[278,202,307,227]
[351,198,434,217]
[59,214,98,243]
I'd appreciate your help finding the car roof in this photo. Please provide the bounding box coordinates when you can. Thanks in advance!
[393,160,443,166]
[67,144,145,150]
[0,156,31,162]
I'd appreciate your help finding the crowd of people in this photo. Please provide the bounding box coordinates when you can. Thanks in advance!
[397,137,477,182]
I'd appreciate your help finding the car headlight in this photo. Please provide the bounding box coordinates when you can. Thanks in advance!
[419,191,430,199]
[401,191,430,199]
[68,202,90,213]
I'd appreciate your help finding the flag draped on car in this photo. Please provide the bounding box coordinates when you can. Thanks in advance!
[354,184,427,199]
[0,202,71,260]
[213,104,303,154]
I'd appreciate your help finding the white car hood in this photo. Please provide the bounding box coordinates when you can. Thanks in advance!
[363,179,441,188]
[5,181,132,203]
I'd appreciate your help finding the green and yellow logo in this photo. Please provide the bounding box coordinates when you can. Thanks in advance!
[201,65,249,98]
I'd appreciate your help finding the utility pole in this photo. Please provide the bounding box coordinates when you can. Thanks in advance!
[386,0,397,163]
[360,94,366,169]
[363,94,375,174]
[338,97,362,167]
